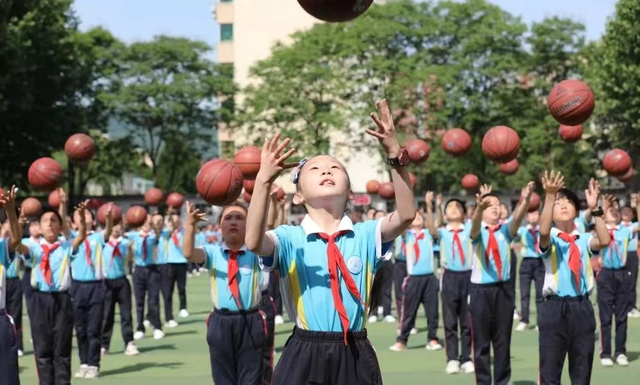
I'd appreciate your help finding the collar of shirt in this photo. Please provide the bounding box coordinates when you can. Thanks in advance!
[445,223,465,231]
[39,238,59,246]
[300,214,354,236]
[551,227,581,238]
[221,242,248,253]
[109,236,123,243]
[606,224,621,231]
[527,224,539,231]
[481,221,501,229]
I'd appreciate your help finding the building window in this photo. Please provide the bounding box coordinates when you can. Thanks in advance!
[220,24,233,42]
[220,141,235,160]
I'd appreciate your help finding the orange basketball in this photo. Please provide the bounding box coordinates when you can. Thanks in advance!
[528,193,541,212]
[558,125,583,143]
[125,206,147,228]
[366,180,380,194]
[64,133,96,164]
[441,128,472,157]
[378,182,395,200]
[144,188,164,206]
[547,79,595,126]
[28,157,63,191]
[48,190,60,208]
[406,139,430,164]
[21,198,42,217]
[499,159,519,175]
[243,179,255,194]
[196,159,244,206]
[97,203,122,224]
[233,146,261,179]
[618,167,635,183]
[481,126,520,163]
[461,174,479,190]
[297,0,373,22]
[603,149,632,176]
[166,192,184,209]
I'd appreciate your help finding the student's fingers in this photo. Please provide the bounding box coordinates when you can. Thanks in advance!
[273,137,292,157]
[262,138,270,154]
[269,133,282,152]
[365,128,385,140]
[369,113,386,134]
[275,148,296,165]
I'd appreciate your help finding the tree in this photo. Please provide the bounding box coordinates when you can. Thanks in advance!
[104,36,236,181]
[155,133,202,194]
[237,0,593,192]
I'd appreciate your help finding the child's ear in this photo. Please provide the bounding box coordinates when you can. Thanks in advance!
[293,193,305,206]
[348,190,355,201]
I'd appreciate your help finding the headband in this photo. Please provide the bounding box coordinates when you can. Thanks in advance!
[291,158,308,184]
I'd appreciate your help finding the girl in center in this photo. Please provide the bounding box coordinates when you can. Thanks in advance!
[246,99,416,385]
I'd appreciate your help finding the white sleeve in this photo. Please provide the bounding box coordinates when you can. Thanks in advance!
[258,230,280,272]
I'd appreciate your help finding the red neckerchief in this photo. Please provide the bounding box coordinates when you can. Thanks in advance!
[528,227,540,253]
[558,232,582,290]
[108,239,122,270]
[141,232,149,261]
[227,250,245,309]
[485,225,503,280]
[40,243,60,286]
[172,229,181,247]
[451,229,465,265]
[317,230,364,345]
[607,227,621,264]
[413,230,425,264]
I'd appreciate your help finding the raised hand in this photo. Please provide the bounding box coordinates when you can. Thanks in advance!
[257,133,297,183]
[0,186,18,212]
[475,192,491,212]
[74,200,89,224]
[585,178,600,210]
[185,201,207,226]
[105,203,113,221]
[520,181,535,200]
[18,212,29,226]
[479,184,492,196]
[368,99,401,157]
[425,191,434,210]
[602,194,617,212]
[58,187,68,206]
[541,170,564,195]
[436,194,443,207]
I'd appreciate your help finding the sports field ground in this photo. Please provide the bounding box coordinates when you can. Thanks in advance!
[17,274,640,384]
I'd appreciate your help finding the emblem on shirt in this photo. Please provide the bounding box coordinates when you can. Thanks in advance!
[346,256,363,275]
[240,264,253,275]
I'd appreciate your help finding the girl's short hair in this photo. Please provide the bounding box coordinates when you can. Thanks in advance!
[218,203,248,224]
[557,188,580,212]
[41,209,63,224]
[444,199,466,211]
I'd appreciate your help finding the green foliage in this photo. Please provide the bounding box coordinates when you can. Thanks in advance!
[155,132,202,194]
[238,0,595,192]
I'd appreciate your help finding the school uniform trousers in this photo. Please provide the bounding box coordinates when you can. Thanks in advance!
[72,280,106,368]
[392,260,407,320]
[597,263,635,359]
[538,295,595,385]
[0,310,20,385]
[519,258,545,325]
[469,281,515,385]
[207,293,275,385]
[6,277,23,352]
[267,271,283,316]
[168,262,188,312]
[509,249,517,300]
[31,290,74,385]
[22,267,33,316]
[628,250,639,309]
[133,265,162,331]
[440,269,471,363]
[397,273,439,344]
[158,264,174,323]
[102,277,134,351]
[380,259,393,317]
[273,327,382,385]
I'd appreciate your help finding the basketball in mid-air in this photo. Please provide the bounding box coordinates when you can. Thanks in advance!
[196,159,244,206]
[366,180,380,194]
[441,128,472,157]
[547,79,595,126]
[461,174,479,190]
[48,190,60,208]
[481,126,520,163]
[144,188,164,206]
[528,193,541,212]
[618,167,634,183]
[558,125,583,143]
[166,192,185,209]
[125,206,147,228]
[378,182,395,200]
[297,0,373,22]
[233,146,262,179]
[243,179,255,194]
[499,159,519,175]
[603,149,632,176]
[64,133,96,164]
[28,158,63,191]
[406,139,430,164]
[21,198,42,217]
[97,203,122,224]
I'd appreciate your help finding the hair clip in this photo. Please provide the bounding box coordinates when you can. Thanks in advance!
[291,158,308,184]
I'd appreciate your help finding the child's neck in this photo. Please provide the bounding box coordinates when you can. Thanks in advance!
[447,221,463,228]
[410,226,422,232]
[225,240,244,251]
[555,220,574,234]
[306,207,345,234]
[606,220,619,228]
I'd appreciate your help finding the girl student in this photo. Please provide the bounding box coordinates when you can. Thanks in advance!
[389,191,442,352]
[182,199,276,385]
[537,173,610,385]
[594,194,640,367]
[5,186,90,385]
[514,208,544,332]
[246,100,416,385]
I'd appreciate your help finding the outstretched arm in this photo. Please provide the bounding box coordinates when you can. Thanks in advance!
[509,182,534,237]
[71,201,89,252]
[183,202,207,263]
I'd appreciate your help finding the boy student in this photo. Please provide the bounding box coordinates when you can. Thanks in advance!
[537,173,609,385]
[620,200,640,318]
[469,182,533,385]
[59,188,114,379]
[515,208,544,332]
[164,212,189,319]
[3,219,24,358]
[431,196,474,375]
[6,186,90,385]
[596,194,640,367]
[154,213,177,328]
[390,191,442,352]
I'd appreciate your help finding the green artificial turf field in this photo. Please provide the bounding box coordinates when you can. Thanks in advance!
[17,273,640,384]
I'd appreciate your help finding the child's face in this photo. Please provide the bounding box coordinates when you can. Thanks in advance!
[111,224,122,238]
[410,212,424,229]
[40,212,62,242]
[482,196,501,224]
[552,195,577,223]
[500,204,509,220]
[29,221,42,238]
[171,214,182,230]
[298,156,350,208]
[366,208,376,220]
[605,203,621,224]
[73,210,94,229]
[152,214,164,230]
[445,201,464,222]
[621,207,633,223]
[374,211,386,220]
[220,206,247,245]
[527,211,540,225]
[466,205,475,219]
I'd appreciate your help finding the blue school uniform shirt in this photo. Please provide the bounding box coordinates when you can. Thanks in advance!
[394,237,406,262]
[517,225,541,258]
[103,237,130,279]
[262,215,392,332]
[165,229,187,264]
[23,239,78,292]
[574,210,590,233]
[70,230,106,281]
[202,243,268,310]
[127,231,158,266]
[437,223,473,271]
[20,237,42,268]
[0,238,15,308]
[620,221,637,251]
[195,232,206,248]
[470,222,515,284]
[601,225,634,269]
[402,229,435,276]
[541,228,594,297]
[155,232,169,265]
